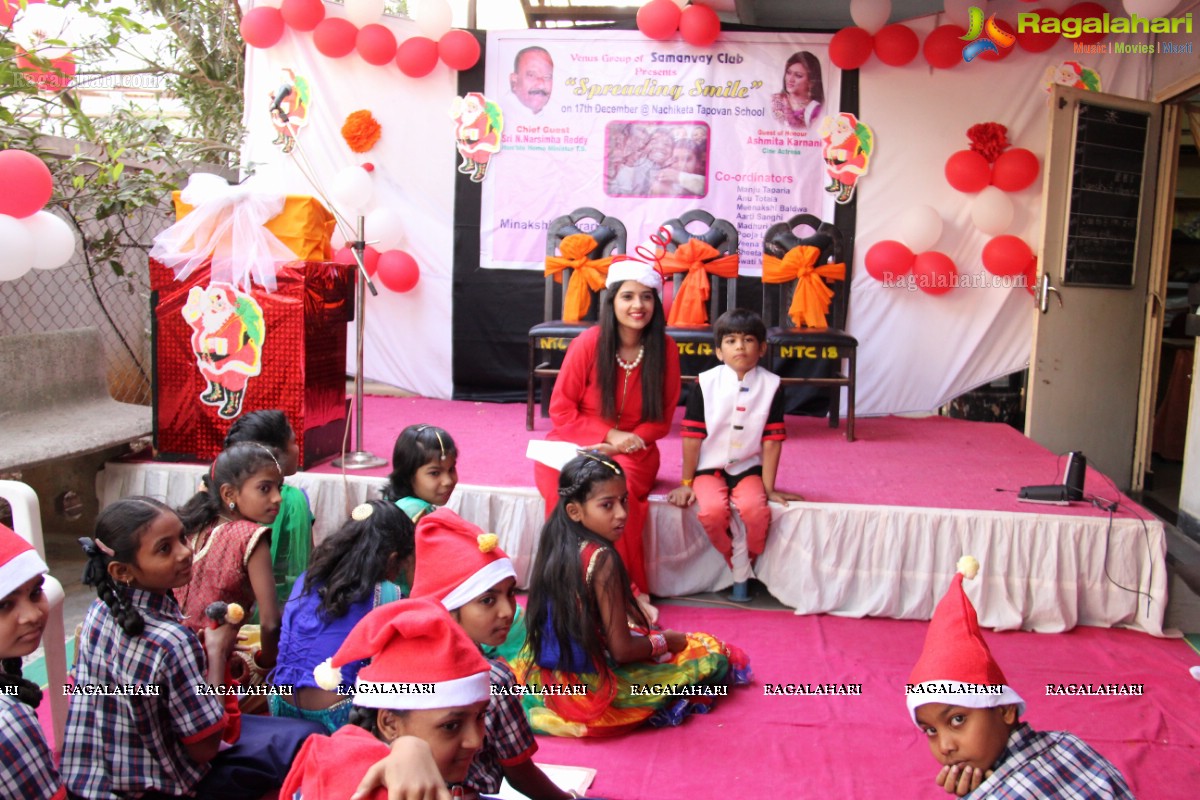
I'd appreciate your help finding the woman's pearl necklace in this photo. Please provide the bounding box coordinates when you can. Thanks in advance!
[616,346,644,375]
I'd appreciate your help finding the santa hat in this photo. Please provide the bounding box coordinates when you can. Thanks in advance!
[0,524,48,601]
[410,508,515,611]
[906,556,1025,725]
[313,597,490,711]
[606,258,663,293]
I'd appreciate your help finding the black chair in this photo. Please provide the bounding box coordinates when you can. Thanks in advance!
[526,207,627,430]
[659,210,740,382]
[762,214,857,442]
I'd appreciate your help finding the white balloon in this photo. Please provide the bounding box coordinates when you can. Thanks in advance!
[943,0,973,29]
[0,215,35,281]
[850,0,891,34]
[328,166,374,215]
[23,210,77,270]
[11,4,74,60]
[971,186,1015,235]
[1123,0,1180,19]
[898,205,943,252]
[344,0,385,28]
[365,207,405,251]
[413,0,453,40]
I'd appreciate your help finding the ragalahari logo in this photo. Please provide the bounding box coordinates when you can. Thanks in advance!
[961,6,1016,63]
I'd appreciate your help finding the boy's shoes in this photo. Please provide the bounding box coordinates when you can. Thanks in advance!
[729,581,752,603]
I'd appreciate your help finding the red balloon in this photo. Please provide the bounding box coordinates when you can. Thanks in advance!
[2,0,43,29]
[438,30,480,71]
[357,24,397,66]
[1016,8,1060,52]
[396,36,439,78]
[912,251,958,296]
[991,148,1040,192]
[976,18,1016,62]
[280,0,325,32]
[335,245,380,277]
[637,0,681,41]
[982,236,1034,277]
[377,250,420,293]
[1063,2,1107,46]
[830,27,874,70]
[16,49,75,93]
[240,7,285,49]
[923,24,966,69]
[873,24,919,67]
[0,149,53,218]
[865,241,916,283]
[679,3,721,47]
[314,19,357,59]
[945,150,991,193]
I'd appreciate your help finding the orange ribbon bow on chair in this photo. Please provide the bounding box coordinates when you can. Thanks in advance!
[660,239,740,327]
[544,233,614,322]
[762,244,846,329]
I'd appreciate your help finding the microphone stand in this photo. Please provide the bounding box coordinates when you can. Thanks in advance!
[333,215,387,469]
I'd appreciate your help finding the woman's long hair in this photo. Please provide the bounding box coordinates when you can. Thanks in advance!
[525,453,648,672]
[302,500,415,620]
[596,282,667,422]
[781,51,824,105]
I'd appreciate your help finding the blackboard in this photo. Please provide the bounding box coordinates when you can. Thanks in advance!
[1063,102,1150,288]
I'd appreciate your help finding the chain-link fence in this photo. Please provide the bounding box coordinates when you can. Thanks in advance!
[0,135,198,406]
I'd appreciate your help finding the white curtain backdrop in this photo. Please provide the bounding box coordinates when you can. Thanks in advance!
[242,0,1152,411]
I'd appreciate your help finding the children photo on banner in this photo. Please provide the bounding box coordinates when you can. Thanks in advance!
[481,30,839,273]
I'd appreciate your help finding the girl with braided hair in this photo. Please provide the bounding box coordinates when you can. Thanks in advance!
[0,523,63,799]
[514,452,750,738]
[62,497,325,799]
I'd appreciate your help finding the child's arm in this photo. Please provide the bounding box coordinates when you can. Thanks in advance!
[593,553,686,663]
[183,623,239,764]
[246,532,280,669]
[503,759,573,800]
[761,440,803,504]
[667,437,702,507]
[351,736,452,800]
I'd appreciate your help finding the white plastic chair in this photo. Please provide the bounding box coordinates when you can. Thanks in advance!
[0,480,68,751]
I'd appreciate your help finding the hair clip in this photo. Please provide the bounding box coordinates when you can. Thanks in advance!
[93,537,116,558]
[575,449,621,474]
[256,443,283,474]
[416,425,448,460]
[477,533,499,553]
[351,503,374,521]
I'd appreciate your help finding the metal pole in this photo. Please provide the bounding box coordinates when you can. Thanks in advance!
[333,215,387,469]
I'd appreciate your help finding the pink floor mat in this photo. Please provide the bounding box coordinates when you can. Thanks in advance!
[526,605,1199,799]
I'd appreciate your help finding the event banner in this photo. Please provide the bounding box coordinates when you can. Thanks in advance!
[481,30,838,273]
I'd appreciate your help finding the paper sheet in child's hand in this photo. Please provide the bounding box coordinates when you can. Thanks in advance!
[496,764,596,800]
[525,440,584,471]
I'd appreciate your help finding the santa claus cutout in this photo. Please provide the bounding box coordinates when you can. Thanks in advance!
[182,283,265,419]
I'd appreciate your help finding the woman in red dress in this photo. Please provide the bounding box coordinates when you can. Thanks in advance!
[533,261,680,600]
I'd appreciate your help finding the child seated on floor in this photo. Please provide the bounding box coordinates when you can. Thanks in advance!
[513,451,750,738]
[667,308,802,601]
[224,409,314,610]
[0,523,64,799]
[907,556,1133,799]
[383,424,459,527]
[410,508,571,800]
[282,597,492,799]
[177,441,287,689]
[270,500,414,732]
[62,498,324,800]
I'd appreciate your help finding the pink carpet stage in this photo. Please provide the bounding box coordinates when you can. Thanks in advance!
[99,397,1169,635]
[527,605,1200,800]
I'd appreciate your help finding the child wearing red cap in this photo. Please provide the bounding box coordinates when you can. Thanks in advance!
[283,597,493,799]
[907,556,1133,799]
[0,522,64,800]
[516,451,750,738]
[410,508,574,800]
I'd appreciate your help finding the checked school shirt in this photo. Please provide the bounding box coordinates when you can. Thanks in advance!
[61,588,228,799]
[968,722,1133,799]
[0,694,65,799]
[463,657,538,796]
